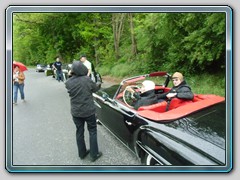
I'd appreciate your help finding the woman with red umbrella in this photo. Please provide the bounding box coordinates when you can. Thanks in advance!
[13,62,26,105]
[13,61,28,71]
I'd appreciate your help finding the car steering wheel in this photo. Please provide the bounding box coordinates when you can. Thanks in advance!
[123,85,141,108]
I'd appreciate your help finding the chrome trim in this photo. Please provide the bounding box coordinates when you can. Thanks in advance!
[136,141,171,165]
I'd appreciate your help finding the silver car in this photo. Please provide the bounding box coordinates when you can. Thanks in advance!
[36,64,46,72]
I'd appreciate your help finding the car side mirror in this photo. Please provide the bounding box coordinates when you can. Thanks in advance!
[102,92,117,105]
[102,92,109,100]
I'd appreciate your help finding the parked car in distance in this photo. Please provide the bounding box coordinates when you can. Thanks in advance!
[44,63,54,76]
[36,64,46,72]
[93,71,226,167]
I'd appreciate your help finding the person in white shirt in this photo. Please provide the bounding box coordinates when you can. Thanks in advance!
[80,54,97,82]
[80,54,92,76]
[68,54,96,82]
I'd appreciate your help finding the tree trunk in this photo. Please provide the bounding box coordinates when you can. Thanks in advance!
[112,13,125,60]
[129,13,137,57]
[93,17,99,65]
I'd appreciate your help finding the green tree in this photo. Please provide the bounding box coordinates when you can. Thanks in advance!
[13,12,226,76]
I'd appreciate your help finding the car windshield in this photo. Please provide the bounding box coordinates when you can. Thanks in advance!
[119,75,168,94]
[140,76,168,87]
[113,73,169,108]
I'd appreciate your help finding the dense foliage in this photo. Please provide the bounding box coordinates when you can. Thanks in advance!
[13,12,226,78]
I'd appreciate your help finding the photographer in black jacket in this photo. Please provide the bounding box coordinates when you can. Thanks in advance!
[65,61,102,162]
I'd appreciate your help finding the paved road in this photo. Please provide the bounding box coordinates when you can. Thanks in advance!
[12,69,140,169]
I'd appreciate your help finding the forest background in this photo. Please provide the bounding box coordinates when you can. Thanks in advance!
[13,13,226,96]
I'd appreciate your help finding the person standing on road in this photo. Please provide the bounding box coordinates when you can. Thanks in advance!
[13,65,25,105]
[52,57,64,82]
[65,61,102,162]
[80,54,97,82]
[80,54,91,76]
[68,55,92,80]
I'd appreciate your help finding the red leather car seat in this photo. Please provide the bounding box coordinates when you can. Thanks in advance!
[168,98,195,110]
[138,95,205,112]
[138,101,168,112]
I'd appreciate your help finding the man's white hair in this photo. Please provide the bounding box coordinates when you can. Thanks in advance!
[142,80,155,92]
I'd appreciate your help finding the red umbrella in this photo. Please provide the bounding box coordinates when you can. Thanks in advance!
[13,61,28,71]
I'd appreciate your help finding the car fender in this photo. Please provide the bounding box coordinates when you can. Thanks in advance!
[135,125,220,165]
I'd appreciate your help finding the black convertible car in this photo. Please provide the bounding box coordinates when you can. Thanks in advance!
[93,72,226,166]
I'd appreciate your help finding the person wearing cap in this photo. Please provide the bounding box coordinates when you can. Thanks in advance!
[157,72,194,101]
[68,55,92,78]
[79,54,99,82]
[126,80,158,110]
[80,54,92,77]
[65,61,102,162]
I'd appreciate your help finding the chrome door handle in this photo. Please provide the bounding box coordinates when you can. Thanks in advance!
[125,120,132,125]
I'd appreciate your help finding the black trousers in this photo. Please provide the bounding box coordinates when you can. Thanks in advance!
[72,114,99,159]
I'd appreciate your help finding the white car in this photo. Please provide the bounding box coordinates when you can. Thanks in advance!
[36,64,46,72]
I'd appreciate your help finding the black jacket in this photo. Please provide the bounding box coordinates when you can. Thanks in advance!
[157,80,194,100]
[65,61,101,118]
[133,89,158,110]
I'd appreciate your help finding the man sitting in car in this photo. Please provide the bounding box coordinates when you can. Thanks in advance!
[126,80,158,110]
